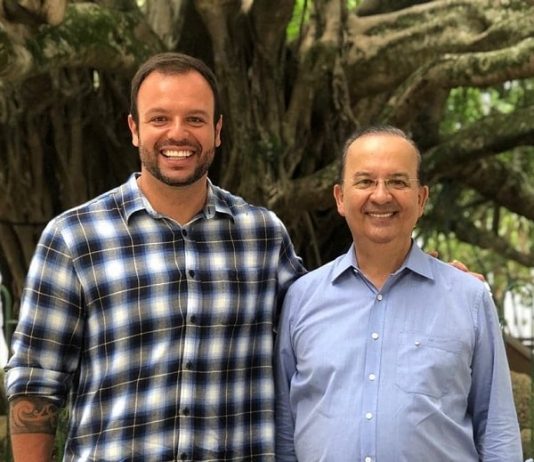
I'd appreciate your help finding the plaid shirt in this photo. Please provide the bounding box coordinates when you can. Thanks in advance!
[6,174,306,461]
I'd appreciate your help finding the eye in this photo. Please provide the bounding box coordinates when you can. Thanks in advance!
[149,116,168,125]
[187,116,206,126]
[353,178,375,189]
[386,178,410,189]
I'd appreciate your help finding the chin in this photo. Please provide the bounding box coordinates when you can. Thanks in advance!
[365,233,396,245]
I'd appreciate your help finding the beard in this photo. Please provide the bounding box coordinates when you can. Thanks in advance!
[139,138,216,188]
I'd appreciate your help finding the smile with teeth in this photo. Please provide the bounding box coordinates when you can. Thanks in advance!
[162,149,194,158]
[367,211,396,218]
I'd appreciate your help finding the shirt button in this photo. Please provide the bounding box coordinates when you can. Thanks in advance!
[415,340,421,347]
[180,453,188,460]
[365,457,373,462]
[182,408,190,416]
[182,229,188,237]
[365,412,373,420]
[188,269,195,278]
[190,315,197,324]
[368,373,376,381]
[371,332,379,340]
[377,294,383,301]
[185,361,193,370]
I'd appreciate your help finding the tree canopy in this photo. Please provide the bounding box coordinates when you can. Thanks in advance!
[1,0,533,335]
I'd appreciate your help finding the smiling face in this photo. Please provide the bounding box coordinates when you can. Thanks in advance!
[128,70,222,189]
[333,133,429,256]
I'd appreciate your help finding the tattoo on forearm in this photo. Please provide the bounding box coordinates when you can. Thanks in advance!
[10,397,59,434]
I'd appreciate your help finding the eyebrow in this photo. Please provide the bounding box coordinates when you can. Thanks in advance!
[352,172,411,179]
[143,108,211,118]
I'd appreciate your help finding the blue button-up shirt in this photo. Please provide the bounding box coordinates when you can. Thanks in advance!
[275,243,522,462]
[6,174,306,461]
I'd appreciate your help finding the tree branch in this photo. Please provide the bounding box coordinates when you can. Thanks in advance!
[426,206,534,267]
[0,3,163,84]
[267,161,337,212]
[1,0,67,28]
[381,37,534,126]
[424,104,534,181]
[250,0,295,61]
[282,0,344,153]
[345,0,533,97]
[144,0,189,50]
[460,158,534,221]
[248,0,295,138]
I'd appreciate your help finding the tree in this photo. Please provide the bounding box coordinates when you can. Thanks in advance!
[1,0,534,334]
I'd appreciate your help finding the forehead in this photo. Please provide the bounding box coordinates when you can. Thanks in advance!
[346,134,419,174]
[137,70,215,114]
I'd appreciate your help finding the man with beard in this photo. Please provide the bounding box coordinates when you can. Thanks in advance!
[6,52,306,461]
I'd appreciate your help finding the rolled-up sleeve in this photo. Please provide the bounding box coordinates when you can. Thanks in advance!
[5,220,84,406]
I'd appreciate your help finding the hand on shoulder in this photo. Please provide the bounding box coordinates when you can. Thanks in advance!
[428,250,485,282]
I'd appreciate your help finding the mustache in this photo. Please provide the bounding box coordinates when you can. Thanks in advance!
[155,138,202,152]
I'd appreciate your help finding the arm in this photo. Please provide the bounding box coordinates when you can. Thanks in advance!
[468,288,523,461]
[274,221,306,327]
[5,221,84,458]
[274,291,298,462]
[9,396,58,462]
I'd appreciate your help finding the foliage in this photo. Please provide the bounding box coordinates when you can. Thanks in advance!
[0,3,531,458]
[0,0,532,362]
[287,0,309,41]
[511,371,534,458]
[419,81,534,322]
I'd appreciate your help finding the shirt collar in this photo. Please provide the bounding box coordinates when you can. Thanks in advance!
[205,179,234,221]
[401,242,434,280]
[122,174,234,222]
[122,173,147,221]
[331,240,435,283]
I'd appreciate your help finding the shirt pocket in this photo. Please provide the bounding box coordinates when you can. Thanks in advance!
[395,332,463,398]
[206,266,272,325]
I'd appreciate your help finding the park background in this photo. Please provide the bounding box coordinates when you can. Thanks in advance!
[0,0,532,459]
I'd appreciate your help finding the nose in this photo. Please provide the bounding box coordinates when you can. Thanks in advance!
[370,180,392,203]
[168,118,190,138]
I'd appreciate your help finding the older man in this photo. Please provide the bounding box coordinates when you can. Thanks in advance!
[275,126,522,461]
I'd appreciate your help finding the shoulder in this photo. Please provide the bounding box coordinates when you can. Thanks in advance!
[42,183,127,239]
[424,255,494,319]
[279,257,341,325]
[211,184,287,229]
[428,255,487,293]
[286,256,339,297]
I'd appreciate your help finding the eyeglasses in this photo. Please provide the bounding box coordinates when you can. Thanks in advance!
[352,177,419,191]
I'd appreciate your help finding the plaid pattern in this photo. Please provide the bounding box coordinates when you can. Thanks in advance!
[6,174,305,461]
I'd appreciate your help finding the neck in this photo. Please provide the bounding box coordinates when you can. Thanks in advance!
[354,240,412,290]
[137,174,208,225]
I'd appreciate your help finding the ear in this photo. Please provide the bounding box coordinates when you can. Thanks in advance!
[127,114,140,147]
[215,115,223,147]
[417,185,429,217]
[333,184,346,217]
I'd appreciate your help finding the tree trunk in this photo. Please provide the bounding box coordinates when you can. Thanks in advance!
[0,0,533,321]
